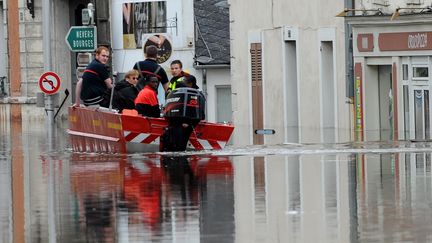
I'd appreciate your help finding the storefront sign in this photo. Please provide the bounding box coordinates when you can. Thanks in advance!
[379,32,432,51]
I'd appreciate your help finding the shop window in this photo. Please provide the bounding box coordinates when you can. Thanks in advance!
[412,66,428,80]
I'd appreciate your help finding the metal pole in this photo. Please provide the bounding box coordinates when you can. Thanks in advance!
[42,1,57,242]
[42,0,54,124]
[202,68,208,120]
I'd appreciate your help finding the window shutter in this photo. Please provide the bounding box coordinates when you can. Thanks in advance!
[250,43,264,145]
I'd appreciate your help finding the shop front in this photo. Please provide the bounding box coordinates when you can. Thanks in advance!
[350,17,432,142]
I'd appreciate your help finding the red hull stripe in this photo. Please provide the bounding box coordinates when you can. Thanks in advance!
[207,139,222,150]
[189,138,204,150]
[142,134,159,144]
[125,132,139,141]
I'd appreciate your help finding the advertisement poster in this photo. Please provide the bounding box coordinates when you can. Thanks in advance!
[122,1,167,49]
[355,76,363,141]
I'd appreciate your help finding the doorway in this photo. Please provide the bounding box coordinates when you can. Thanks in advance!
[409,86,431,140]
[364,65,393,141]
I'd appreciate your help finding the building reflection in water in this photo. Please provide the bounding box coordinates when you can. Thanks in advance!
[233,153,432,243]
[3,125,432,242]
[69,154,235,242]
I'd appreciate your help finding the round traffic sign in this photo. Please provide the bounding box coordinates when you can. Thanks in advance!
[39,71,61,94]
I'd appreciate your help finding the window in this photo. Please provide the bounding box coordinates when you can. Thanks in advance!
[216,86,232,123]
[412,66,428,80]
[403,64,408,80]
[134,2,167,34]
[122,1,167,48]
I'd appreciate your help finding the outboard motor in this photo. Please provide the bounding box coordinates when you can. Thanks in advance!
[161,88,206,152]
[164,88,205,121]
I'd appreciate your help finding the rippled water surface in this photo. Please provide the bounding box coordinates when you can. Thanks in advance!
[2,120,432,242]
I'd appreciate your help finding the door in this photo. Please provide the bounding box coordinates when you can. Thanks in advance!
[409,86,431,140]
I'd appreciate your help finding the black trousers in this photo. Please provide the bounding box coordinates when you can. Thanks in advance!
[160,118,199,152]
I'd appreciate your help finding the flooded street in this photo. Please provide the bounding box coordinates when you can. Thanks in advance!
[3,120,432,242]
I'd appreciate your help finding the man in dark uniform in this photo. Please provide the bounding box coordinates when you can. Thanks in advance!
[133,45,169,93]
[168,60,188,93]
[161,75,205,152]
[74,46,113,107]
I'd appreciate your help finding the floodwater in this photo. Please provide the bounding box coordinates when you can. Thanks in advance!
[3,120,432,242]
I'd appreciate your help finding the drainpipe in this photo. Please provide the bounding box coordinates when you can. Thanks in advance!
[346,2,359,240]
[345,0,355,98]
[7,0,21,97]
[202,68,208,120]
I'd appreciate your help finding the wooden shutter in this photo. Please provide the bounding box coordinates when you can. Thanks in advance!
[250,43,264,145]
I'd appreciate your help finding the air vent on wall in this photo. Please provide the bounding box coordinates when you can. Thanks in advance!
[406,0,422,5]
[371,0,389,6]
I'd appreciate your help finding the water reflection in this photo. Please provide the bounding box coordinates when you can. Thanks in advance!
[4,121,432,242]
[69,154,235,242]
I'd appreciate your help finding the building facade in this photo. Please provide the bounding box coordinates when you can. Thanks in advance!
[0,0,230,124]
[347,1,432,141]
[230,0,351,145]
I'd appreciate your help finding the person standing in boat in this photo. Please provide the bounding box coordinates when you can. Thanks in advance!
[134,76,161,117]
[167,60,189,94]
[74,46,113,107]
[133,45,169,93]
[112,69,140,112]
[160,75,205,152]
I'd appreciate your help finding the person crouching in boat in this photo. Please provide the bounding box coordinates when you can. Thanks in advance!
[134,76,160,117]
[74,46,113,107]
[160,75,205,152]
[112,69,139,113]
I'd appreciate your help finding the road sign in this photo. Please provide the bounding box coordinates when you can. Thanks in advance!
[81,9,91,25]
[39,71,61,95]
[65,26,97,52]
[254,129,276,135]
[76,66,86,80]
[77,52,92,66]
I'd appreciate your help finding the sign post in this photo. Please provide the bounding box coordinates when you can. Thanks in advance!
[39,71,61,95]
[39,71,61,125]
[65,26,97,52]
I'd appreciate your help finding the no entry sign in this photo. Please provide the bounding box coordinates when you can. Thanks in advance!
[39,71,61,94]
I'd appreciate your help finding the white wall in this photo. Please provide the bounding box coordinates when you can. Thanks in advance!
[230,0,349,145]
[110,0,196,76]
[110,0,229,123]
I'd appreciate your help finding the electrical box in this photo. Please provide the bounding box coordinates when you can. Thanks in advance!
[82,9,91,25]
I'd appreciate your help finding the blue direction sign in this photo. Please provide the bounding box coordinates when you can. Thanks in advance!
[65,26,97,52]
